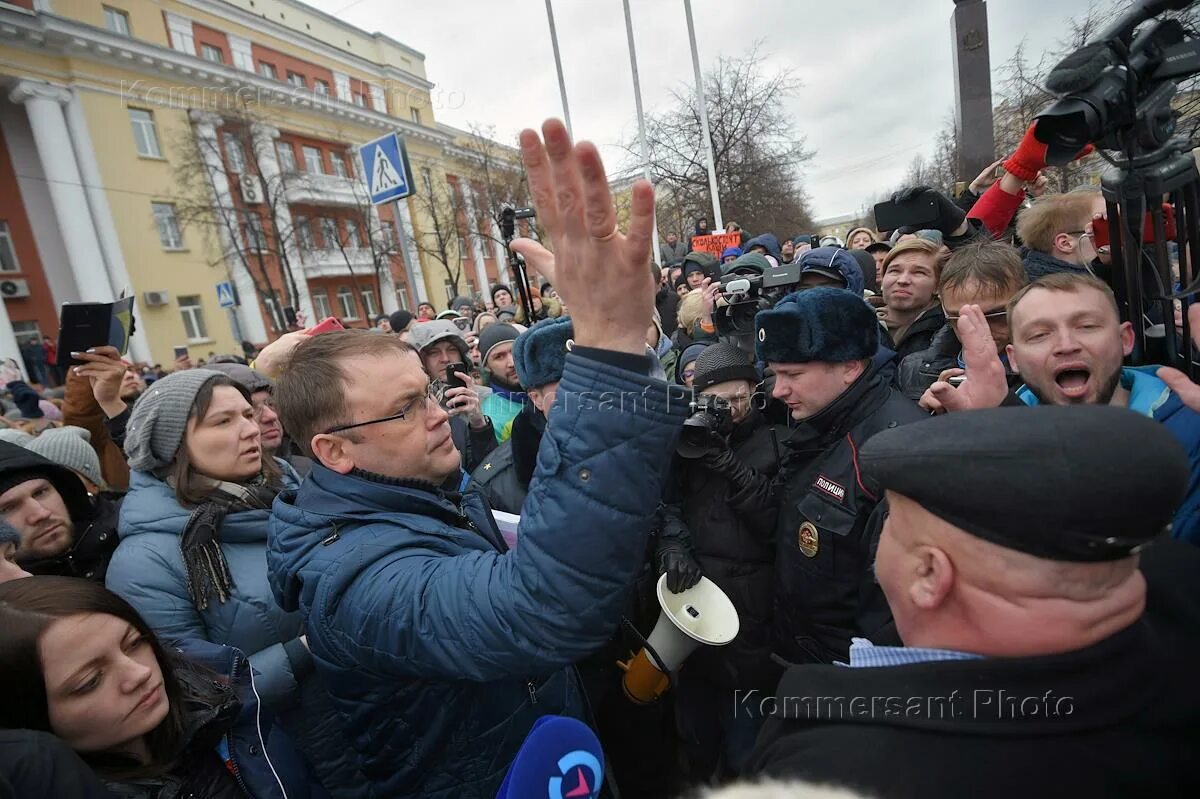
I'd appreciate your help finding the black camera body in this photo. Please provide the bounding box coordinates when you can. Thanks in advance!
[677,393,735,458]
[713,261,804,353]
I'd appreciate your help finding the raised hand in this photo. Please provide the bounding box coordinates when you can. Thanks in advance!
[509,120,655,355]
[926,305,1010,412]
[71,346,129,418]
[1158,303,1200,413]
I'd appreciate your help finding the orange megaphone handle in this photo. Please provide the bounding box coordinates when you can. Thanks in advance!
[620,648,671,705]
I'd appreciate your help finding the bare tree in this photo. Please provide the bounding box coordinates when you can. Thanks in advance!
[460,124,538,246]
[409,164,472,301]
[632,42,816,239]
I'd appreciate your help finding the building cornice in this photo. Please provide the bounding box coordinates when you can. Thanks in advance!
[0,7,452,147]
[176,0,434,91]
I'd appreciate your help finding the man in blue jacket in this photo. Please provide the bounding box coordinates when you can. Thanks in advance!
[266,118,688,798]
[925,271,1200,545]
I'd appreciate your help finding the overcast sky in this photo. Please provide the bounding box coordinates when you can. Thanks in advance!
[310,0,1105,220]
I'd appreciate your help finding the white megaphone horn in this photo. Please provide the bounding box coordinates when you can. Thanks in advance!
[620,574,740,705]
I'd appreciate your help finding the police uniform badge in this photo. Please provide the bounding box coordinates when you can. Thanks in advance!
[798,521,819,558]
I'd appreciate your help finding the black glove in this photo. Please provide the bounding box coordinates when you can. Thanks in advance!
[698,447,757,490]
[657,545,702,593]
[891,186,966,236]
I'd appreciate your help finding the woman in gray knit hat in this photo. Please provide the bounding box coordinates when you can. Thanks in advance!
[104,368,359,796]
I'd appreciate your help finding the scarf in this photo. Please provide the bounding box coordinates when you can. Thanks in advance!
[174,475,280,611]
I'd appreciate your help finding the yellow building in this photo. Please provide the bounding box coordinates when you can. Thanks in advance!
[0,0,522,367]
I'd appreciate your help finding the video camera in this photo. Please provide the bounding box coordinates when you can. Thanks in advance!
[1033,0,1200,370]
[677,393,734,458]
[713,261,804,350]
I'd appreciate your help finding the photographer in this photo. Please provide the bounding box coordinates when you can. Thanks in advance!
[655,342,782,780]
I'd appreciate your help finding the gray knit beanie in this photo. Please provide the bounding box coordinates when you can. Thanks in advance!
[0,429,34,447]
[126,369,225,474]
[25,425,105,488]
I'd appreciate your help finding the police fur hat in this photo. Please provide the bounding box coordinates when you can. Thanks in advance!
[514,317,574,390]
[755,288,878,365]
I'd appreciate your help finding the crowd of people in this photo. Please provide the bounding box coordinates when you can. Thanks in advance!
[0,116,1198,799]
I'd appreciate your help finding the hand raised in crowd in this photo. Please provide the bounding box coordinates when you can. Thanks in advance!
[509,119,655,355]
[1158,303,1200,413]
[252,330,310,379]
[1027,172,1051,199]
[174,352,193,371]
[921,305,1010,414]
[443,370,487,430]
[699,277,722,321]
[71,346,130,419]
[968,158,1004,196]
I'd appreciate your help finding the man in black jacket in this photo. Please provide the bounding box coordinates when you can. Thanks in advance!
[876,238,946,363]
[756,288,926,668]
[896,241,1027,401]
[748,405,1200,799]
[653,342,784,780]
[0,442,119,581]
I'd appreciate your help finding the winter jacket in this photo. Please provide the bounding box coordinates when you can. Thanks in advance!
[469,403,545,514]
[657,409,785,692]
[101,638,327,799]
[880,304,946,365]
[767,360,926,666]
[266,352,689,798]
[0,730,114,799]
[895,325,1022,401]
[1022,247,1093,280]
[1017,366,1200,545]
[0,441,118,582]
[449,412,497,474]
[660,239,689,264]
[105,464,362,798]
[61,366,130,490]
[656,284,680,337]
[744,233,783,263]
[747,537,1200,799]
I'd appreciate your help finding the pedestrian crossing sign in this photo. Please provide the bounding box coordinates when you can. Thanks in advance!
[216,281,237,309]
[358,133,414,205]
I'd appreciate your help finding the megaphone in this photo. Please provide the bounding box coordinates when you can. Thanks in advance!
[620,573,740,705]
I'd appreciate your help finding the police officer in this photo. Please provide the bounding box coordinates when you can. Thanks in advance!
[654,342,784,779]
[748,405,1200,798]
[754,287,925,666]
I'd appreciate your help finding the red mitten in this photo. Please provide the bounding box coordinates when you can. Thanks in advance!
[1003,123,1095,182]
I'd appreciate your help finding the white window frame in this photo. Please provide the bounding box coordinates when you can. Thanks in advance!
[395,288,409,311]
[178,295,208,340]
[228,35,254,72]
[311,288,332,320]
[287,71,306,89]
[0,222,20,273]
[275,142,296,172]
[333,72,352,102]
[294,216,314,251]
[336,285,358,319]
[259,62,278,80]
[319,217,340,249]
[128,108,162,158]
[353,92,366,108]
[329,154,348,178]
[103,6,131,36]
[314,79,330,97]
[368,83,385,112]
[201,44,224,64]
[262,296,286,331]
[151,202,184,250]
[444,280,455,304]
[410,106,421,124]
[360,287,378,318]
[165,12,195,55]
[344,218,361,247]
[223,133,245,173]
[242,212,267,252]
[302,145,325,175]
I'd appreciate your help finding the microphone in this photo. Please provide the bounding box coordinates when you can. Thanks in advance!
[1045,42,1117,95]
[496,715,604,799]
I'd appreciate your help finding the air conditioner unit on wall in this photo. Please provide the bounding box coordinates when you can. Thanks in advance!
[0,279,29,299]
[240,173,263,204]
[143,290,171,307]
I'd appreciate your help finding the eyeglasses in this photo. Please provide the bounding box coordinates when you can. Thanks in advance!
[323,385,436,435]
[942,307,1008,324]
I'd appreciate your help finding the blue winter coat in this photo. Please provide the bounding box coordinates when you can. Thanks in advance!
[1017,366,1200,544]
[267,353,689,799]
[106,463,363,797]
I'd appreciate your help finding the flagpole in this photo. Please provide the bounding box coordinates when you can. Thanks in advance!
[683,0,722,230]
[544,0,574,139]
[622,0,660,264]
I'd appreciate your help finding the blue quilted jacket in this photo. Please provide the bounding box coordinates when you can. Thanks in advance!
[267,353,688,798]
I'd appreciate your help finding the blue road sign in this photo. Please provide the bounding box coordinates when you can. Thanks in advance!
[359,133,414,205]
[216,281,237,309]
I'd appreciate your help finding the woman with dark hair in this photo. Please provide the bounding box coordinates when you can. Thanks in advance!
[0,576,324,797]
[104,370,360,796]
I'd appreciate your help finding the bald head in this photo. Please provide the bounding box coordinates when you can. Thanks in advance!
[875,492,1145,658]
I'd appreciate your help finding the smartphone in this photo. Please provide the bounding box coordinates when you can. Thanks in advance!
[948,376,967,387]
[445,363,468,391]
[57,298,135,365]
[1092,204,1176,249]
[873,190,939,232]
[283,306,298,328]
[173,345,189,360]
[306,317,346,336]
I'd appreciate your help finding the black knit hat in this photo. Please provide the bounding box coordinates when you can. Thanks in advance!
[389,310,414,332]
[692,342,760,392]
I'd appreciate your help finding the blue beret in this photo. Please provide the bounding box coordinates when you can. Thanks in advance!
[513,316,574,389]
[755,288,878,365]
